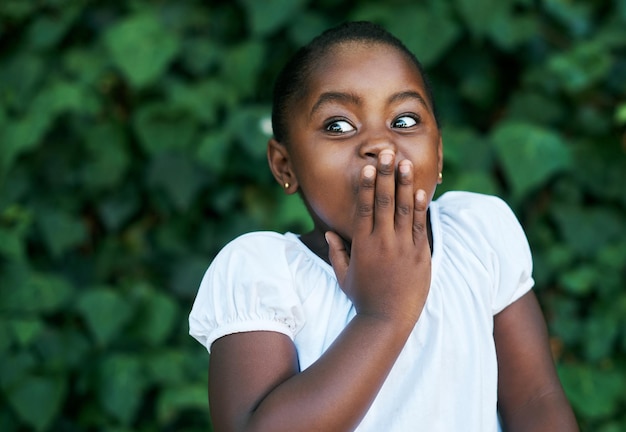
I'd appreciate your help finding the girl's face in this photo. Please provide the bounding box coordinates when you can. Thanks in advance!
[270,41,443,242]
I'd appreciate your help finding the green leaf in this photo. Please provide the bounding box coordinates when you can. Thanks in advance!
[453,0,510,38]
[442,126,493,171]
[399,12,459,67]
[98,354,145,424]
[5,374,66,431]
[36,207,87,257]
[360,3,459,67]
[8,317,43,347]
[597,242,626,272]
[147,152,207,211]
[551,205,625,258]
[0,271,73,314]
[228,105,272,160]
[546,244,575,272]
[135,291,179,346]
[491,121,572,199]
[144,350,188,386]
[196,130,231,174]
[34,327,90,371]
[274,194,313,232]
[450,171,499,196]
[582,305,620,362]
[547,41,613,93]
[615,103,626,126]
[221,41,265,97]
[179,38,223,76]
[505,91,564,125]
[104,12,180,88]
[458,58,499,108]
[543,0,593,37]
[489,12,538,50]
[80,123,130,191]
[76,287,134,346]
[166,80,229,123]
[0,113,52,182]
[169,256,211,299]
[32,79,97,117]
[0,351,37,391]
[157,384,208,424]
[559,364,625,419]
[0,53,44,112]
[547,297,584,345]
[133,103,197,155]
[25,6,80,50]
[0,0,38,20]
[239,0,308,35]
[0,227,25,261]
[0,318,12,354]
[98,186,140,232]
[559,266,597,296]
[63,47,108,86]
[597,422,626,432]
[287,12,330,46]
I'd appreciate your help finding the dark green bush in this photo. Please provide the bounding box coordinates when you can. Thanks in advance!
[0,1,624,430]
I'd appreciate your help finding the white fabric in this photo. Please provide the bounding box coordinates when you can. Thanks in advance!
[189,191,534,431]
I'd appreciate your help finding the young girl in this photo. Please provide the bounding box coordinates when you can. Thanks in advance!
[189,22,578,431]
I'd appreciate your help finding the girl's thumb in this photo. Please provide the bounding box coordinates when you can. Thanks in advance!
[325,231,349,287]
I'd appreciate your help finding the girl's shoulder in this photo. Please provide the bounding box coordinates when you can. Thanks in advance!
[432,190,530,260]
[214,231,302,263]
[434,190,514,215]
[208,230,330,283]
[221,230,298,249]
[190,231,313,350]
[433,191,523,234]
[433,192,534,314]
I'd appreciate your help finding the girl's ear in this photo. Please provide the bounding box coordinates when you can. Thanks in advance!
[267,138,298,194]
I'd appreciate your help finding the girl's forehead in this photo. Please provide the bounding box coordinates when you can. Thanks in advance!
[304,42,427,99]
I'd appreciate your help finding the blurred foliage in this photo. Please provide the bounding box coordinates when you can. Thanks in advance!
[0,0,624,430]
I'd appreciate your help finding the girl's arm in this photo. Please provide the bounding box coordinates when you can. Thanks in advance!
[208,153,432,432]
[495,290,579,431]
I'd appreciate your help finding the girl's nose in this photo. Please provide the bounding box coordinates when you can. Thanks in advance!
[358,131,398,160]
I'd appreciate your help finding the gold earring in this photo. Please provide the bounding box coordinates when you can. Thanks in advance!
[438,172,443,182]
[284,182,290,189]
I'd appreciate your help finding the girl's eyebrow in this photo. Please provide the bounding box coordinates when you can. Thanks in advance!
[310,92,362,118]
[388,91,431,112]
[309,90,431,118]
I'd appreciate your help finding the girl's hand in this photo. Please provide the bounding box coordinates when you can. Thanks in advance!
[326,150,431,327]
[210,150,433,432]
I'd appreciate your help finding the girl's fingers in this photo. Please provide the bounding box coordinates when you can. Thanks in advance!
[325,231,349,289]
[373,150,396,231]
[395,159,414,234]
[353,164,376,235]
[412,189,428,245]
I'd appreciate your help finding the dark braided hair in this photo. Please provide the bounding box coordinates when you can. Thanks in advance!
[271,21,440,144]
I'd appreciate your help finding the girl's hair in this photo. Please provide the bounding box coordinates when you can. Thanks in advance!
[271,21,440,144]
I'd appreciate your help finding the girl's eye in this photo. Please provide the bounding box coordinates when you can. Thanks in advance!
[392,115,418,128]
[326,120,355,134]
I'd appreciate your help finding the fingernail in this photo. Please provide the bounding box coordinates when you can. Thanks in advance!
[363,165,375,178]
[399,163,410,175]
[416,189,426,202]
[380,151,393,165]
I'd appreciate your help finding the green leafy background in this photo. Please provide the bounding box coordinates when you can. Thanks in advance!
[0,0,625,430]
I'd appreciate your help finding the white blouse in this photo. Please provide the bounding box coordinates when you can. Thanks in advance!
[189,191,534,431]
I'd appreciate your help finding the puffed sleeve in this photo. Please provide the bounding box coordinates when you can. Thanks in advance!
[476,194,535,314]
[188,232,306,352]
[437,192,535,314]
